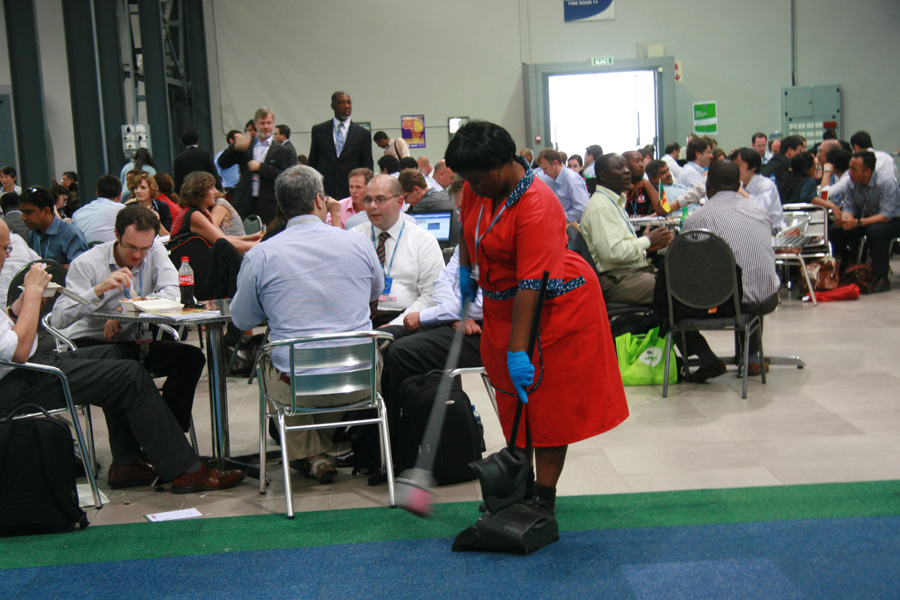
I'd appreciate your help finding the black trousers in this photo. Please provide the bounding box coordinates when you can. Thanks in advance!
[0,345,197,480]
[676,292,779,358]
[380,324,482,431]
[829,218,900,277]
[74,339,204,432]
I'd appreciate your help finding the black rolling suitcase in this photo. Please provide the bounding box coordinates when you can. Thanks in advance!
[0,405,89,536]
[395,370,483,486]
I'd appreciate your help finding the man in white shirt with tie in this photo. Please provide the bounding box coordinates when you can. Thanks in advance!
[352,174,444,329]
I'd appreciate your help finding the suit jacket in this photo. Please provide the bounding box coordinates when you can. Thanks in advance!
[308,119,374,199]
[282,140,298,163]
[173,146,220,194]
[2,210,30,239]
[217,138,294,225]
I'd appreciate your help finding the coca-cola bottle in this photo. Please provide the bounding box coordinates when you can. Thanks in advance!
[178,256,194,306]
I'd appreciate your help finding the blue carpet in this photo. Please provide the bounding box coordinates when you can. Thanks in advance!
[4,515,899,599]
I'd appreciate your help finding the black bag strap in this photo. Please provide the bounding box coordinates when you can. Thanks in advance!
[1,403,56,422]
[507,271,549,452]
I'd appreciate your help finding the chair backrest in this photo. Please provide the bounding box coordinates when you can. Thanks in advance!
[6,259,67,313]
[243,214,263,235]
[780,212,811,235]
[664,229,741,320]
[166,235,212,300]
[565,224,600,280]
[258,331,394,411]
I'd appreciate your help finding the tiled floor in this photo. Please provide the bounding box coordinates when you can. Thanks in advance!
[82,264,900,525]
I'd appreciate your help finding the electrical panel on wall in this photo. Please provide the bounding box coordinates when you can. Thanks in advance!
[781,85,841,145]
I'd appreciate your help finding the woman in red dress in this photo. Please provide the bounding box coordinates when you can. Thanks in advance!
[446,121,628,514]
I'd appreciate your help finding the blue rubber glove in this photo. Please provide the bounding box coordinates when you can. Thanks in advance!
[459,265,478,315]
[507,351,534,404]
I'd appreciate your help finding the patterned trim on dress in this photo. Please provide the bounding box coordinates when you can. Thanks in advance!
[483,275,587,301]
[504,155,534,209]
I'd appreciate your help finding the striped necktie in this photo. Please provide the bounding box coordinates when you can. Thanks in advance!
[376,231,390,266]
[335,121,345,156]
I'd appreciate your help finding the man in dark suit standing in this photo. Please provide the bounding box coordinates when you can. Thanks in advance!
[217,107,295,224]
[173,129,220,194]
[308,91,374,199]
[274,124,298,164]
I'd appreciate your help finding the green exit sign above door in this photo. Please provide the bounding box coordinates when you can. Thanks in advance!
[591,56,614,66]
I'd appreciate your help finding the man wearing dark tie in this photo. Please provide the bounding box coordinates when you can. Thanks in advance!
[308,91,374,199]
[217,107,295,224]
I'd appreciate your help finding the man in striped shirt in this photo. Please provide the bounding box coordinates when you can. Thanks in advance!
[682,160,781,375]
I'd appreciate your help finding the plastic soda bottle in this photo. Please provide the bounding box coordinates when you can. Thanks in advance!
[178,257,194,306]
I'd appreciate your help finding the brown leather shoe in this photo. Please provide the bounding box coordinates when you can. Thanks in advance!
[747,360,770,376]
[171,461,246,494]
[108,458,158,489]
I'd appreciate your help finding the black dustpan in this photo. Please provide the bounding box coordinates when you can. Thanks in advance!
[469,447,529,514]
[452,504,559,555]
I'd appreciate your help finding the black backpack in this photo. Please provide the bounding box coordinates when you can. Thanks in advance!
[395,370,484,486]
[0,405,89,536]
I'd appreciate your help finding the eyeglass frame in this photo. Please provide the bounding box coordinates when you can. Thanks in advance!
[361,194,401,206]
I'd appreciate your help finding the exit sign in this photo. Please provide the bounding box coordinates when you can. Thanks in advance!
[591,56,614,66]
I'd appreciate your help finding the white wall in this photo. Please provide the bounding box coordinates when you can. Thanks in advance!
[1,0,899,181]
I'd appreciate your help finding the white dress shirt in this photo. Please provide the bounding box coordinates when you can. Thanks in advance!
[72,198,125,244]
[352,216,445,326]
[418,246,483,326]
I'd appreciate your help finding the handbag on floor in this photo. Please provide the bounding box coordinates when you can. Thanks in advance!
[0,405,89,536]
[614,326,677,386]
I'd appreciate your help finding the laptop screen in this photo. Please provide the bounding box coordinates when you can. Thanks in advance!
[412,211,453,243]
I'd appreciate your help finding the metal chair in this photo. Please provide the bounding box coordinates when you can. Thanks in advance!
[257,331,396,518]
[0,359,103,509]
[242,214,264,235]
[41,313,200,453]
[447,366,497,418]
[661,229,765,399]
[774,212,818,306]
[7,259,67,316]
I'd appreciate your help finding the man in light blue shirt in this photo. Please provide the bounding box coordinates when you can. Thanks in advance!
[72,175,125,244]
[214,130,241,191]
[20,186,88,266]
[828,151,900,293]
[536,148,590,223]
[231,165,383,483]
[676,136,712,188]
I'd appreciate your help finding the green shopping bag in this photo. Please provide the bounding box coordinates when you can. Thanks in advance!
[614,327,677,386]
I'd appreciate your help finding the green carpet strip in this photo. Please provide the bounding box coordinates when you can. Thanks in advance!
[2,480,899,570]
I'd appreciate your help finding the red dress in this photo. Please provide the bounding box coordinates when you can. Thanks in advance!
[461,172,628,447]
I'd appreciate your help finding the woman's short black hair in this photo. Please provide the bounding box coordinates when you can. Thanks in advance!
[445,121,517,173]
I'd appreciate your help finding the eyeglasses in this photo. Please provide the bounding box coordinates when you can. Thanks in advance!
[119,241,153,255]
[3,245,12,254]
[362,194,400,206]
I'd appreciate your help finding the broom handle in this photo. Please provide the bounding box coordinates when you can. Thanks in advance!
[507,271,549,451]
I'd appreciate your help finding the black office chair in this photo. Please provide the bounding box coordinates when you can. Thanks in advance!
[661,229,765,399]
[565,224,652,319]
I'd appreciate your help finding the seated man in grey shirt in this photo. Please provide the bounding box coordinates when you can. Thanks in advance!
[50,206,205,433]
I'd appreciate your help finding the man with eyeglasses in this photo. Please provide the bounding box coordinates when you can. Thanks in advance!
[20,186,89,266]
[351,174,444,330]
[50,206,205,439]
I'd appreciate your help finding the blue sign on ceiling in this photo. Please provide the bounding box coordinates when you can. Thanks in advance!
[564,0,615,22]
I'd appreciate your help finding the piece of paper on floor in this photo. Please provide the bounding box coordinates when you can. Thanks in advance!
[145,508,203,522]
[77,483,110,507]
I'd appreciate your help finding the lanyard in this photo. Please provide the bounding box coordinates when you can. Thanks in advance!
[473,202,509,270]
[596,188,636,235]
[372,221,405,279]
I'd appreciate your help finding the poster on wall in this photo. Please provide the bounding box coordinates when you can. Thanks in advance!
[692,101,718,135]
[401,115,426,148]
[564,0,615,22]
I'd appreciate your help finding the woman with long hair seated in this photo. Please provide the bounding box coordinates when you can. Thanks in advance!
[178,172,262,253]
[126,171,172,235]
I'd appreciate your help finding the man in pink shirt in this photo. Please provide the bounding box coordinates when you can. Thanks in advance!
[326,167,373,228]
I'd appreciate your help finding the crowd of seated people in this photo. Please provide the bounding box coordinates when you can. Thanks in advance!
[2,87,899,510]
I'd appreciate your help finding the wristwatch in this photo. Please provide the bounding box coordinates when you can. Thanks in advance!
[857,218,863,229]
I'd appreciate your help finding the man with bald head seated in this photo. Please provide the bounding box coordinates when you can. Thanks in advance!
[664,160,780,377]
[352,174,444,330]
[580,153,673,305]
